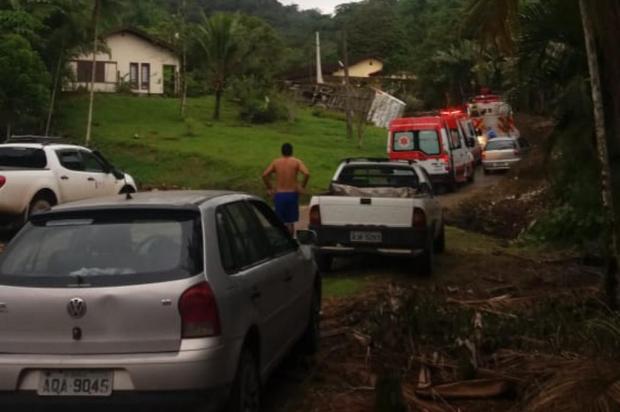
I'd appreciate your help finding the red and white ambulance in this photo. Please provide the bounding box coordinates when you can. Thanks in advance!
[467,94,520,147]
[388,115,473,191]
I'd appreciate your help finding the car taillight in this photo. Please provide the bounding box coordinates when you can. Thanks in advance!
[513,149,520,156]
[0,176,5,189]
[412,208,426,228]
[309,205,321,227]
[439,153,450,170]
[179,282,221,338]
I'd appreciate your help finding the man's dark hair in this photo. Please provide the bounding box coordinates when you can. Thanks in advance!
[281,143,293,156]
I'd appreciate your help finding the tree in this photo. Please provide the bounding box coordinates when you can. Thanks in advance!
[196,12,242,120]
[0,34,49,138]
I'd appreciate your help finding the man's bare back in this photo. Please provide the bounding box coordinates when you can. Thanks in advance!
[263,156,310,194]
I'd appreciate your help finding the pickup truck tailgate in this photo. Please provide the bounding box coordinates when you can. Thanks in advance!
[318,197,413,228]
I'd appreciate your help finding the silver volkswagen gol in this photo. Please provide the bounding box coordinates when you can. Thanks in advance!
[0,191,321,411]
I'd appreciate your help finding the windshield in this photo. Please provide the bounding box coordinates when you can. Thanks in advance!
[485,140,516,151]
[0,210,203,287]
[0,147,47,168]
[392,130,441,155]
[337,165,419,188]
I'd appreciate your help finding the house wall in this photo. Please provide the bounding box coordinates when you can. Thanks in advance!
[68,32,179,95]
[332,58,383,78]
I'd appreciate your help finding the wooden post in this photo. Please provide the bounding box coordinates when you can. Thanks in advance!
[179,0,188,117]
[579,0,619,308]
[342,30,353,140]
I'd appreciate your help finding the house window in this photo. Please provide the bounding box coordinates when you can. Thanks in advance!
[129,63,139,89]
[76,61,105,83]
[141,63,150,90]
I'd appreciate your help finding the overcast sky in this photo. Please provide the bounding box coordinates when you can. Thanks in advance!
[280,0,360,15]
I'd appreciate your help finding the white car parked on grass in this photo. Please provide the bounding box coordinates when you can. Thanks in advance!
[0,136,136,227]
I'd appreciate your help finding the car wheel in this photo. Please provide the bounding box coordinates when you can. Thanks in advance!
[299,285,321,355]
[28,195,53,218]
[315,253,333,272]
[226,348,260,412]
[416,234,434,276]
[467,166,475,183]
[434,223,445,254]
[119,185,136,194]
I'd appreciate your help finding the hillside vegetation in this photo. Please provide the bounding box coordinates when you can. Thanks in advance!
[57,94,387,196]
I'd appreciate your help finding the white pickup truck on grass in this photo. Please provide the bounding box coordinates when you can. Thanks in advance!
[308,158,444,275]
[0,137,136,227]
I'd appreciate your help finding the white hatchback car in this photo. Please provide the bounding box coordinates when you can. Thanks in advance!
[0,191,321,411]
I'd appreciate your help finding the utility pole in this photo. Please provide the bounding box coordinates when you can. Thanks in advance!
[85,0,100,147]
[315,32,324,84]
[179,0,188,117]
[579,0,619,308]
[342,30,353,140]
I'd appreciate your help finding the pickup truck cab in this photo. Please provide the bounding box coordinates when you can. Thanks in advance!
[0,138,136,226]
[308,158,444,275]
[388,116,472,191]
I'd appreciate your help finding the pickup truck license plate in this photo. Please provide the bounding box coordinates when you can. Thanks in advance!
[38,370,113,397]
[350,231,382,243]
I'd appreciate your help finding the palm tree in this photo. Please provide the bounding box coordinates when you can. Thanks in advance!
[196,13,241,120]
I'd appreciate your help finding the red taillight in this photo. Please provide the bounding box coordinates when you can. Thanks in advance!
[179,282,221,338]
[412,208,426,228]
[439,153,451,170]
[513,149,520,156]
[309,205,321,227]
[0,176,5,189]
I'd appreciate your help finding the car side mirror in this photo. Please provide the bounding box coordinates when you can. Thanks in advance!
[420,182,433,195]
[296,230,317,245]
[112,169,125,180]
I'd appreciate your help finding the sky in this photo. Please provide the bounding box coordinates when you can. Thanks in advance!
[280,0,361,15]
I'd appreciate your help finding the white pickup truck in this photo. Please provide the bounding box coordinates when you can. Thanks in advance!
[308,158,444,275]
[0,137,136,227]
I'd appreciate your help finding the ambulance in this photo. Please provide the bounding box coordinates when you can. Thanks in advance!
[467,94,520,147]
[388,116,473,191]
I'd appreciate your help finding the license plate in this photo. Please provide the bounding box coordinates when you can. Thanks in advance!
[350,231,382,243]
[38,370,113,397]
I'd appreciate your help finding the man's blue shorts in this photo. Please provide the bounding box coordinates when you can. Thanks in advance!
[274,192,299,224]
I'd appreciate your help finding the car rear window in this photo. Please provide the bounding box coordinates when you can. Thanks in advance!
[392,130,441,155]
[0,209,203,287]
[485,140,516,151]
[337,165,419,188]
[0,147,47,168]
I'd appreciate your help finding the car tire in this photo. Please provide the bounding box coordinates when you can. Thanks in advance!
[119,185,136,194]
[299,284,321,355]
[226,348,260,412]
[416,234,434,276]
[434,223,445,254]
[315,252,333,273]
[28,195,53,218]
[467,166,475,183]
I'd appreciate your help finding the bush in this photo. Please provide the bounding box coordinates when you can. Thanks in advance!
[239,96,289,124]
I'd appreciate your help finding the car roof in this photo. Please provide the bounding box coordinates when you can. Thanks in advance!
[0,143,87,150]
[48,190,239,213]
[340,159,416,167]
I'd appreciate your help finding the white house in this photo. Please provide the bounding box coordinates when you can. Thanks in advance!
[67,28,180,95]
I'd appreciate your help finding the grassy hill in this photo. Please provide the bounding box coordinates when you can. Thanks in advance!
[56,94,387,197]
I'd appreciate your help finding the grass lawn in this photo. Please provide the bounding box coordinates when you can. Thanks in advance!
[56,94,387,197]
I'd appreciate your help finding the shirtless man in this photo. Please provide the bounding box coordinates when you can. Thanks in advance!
[262,143,310,234]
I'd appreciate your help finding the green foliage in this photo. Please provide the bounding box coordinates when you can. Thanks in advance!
[0,33,49,133]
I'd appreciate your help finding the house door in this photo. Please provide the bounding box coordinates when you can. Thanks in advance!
[163,65,177,96]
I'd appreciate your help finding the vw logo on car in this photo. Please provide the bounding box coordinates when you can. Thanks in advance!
[67,297,87,319]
